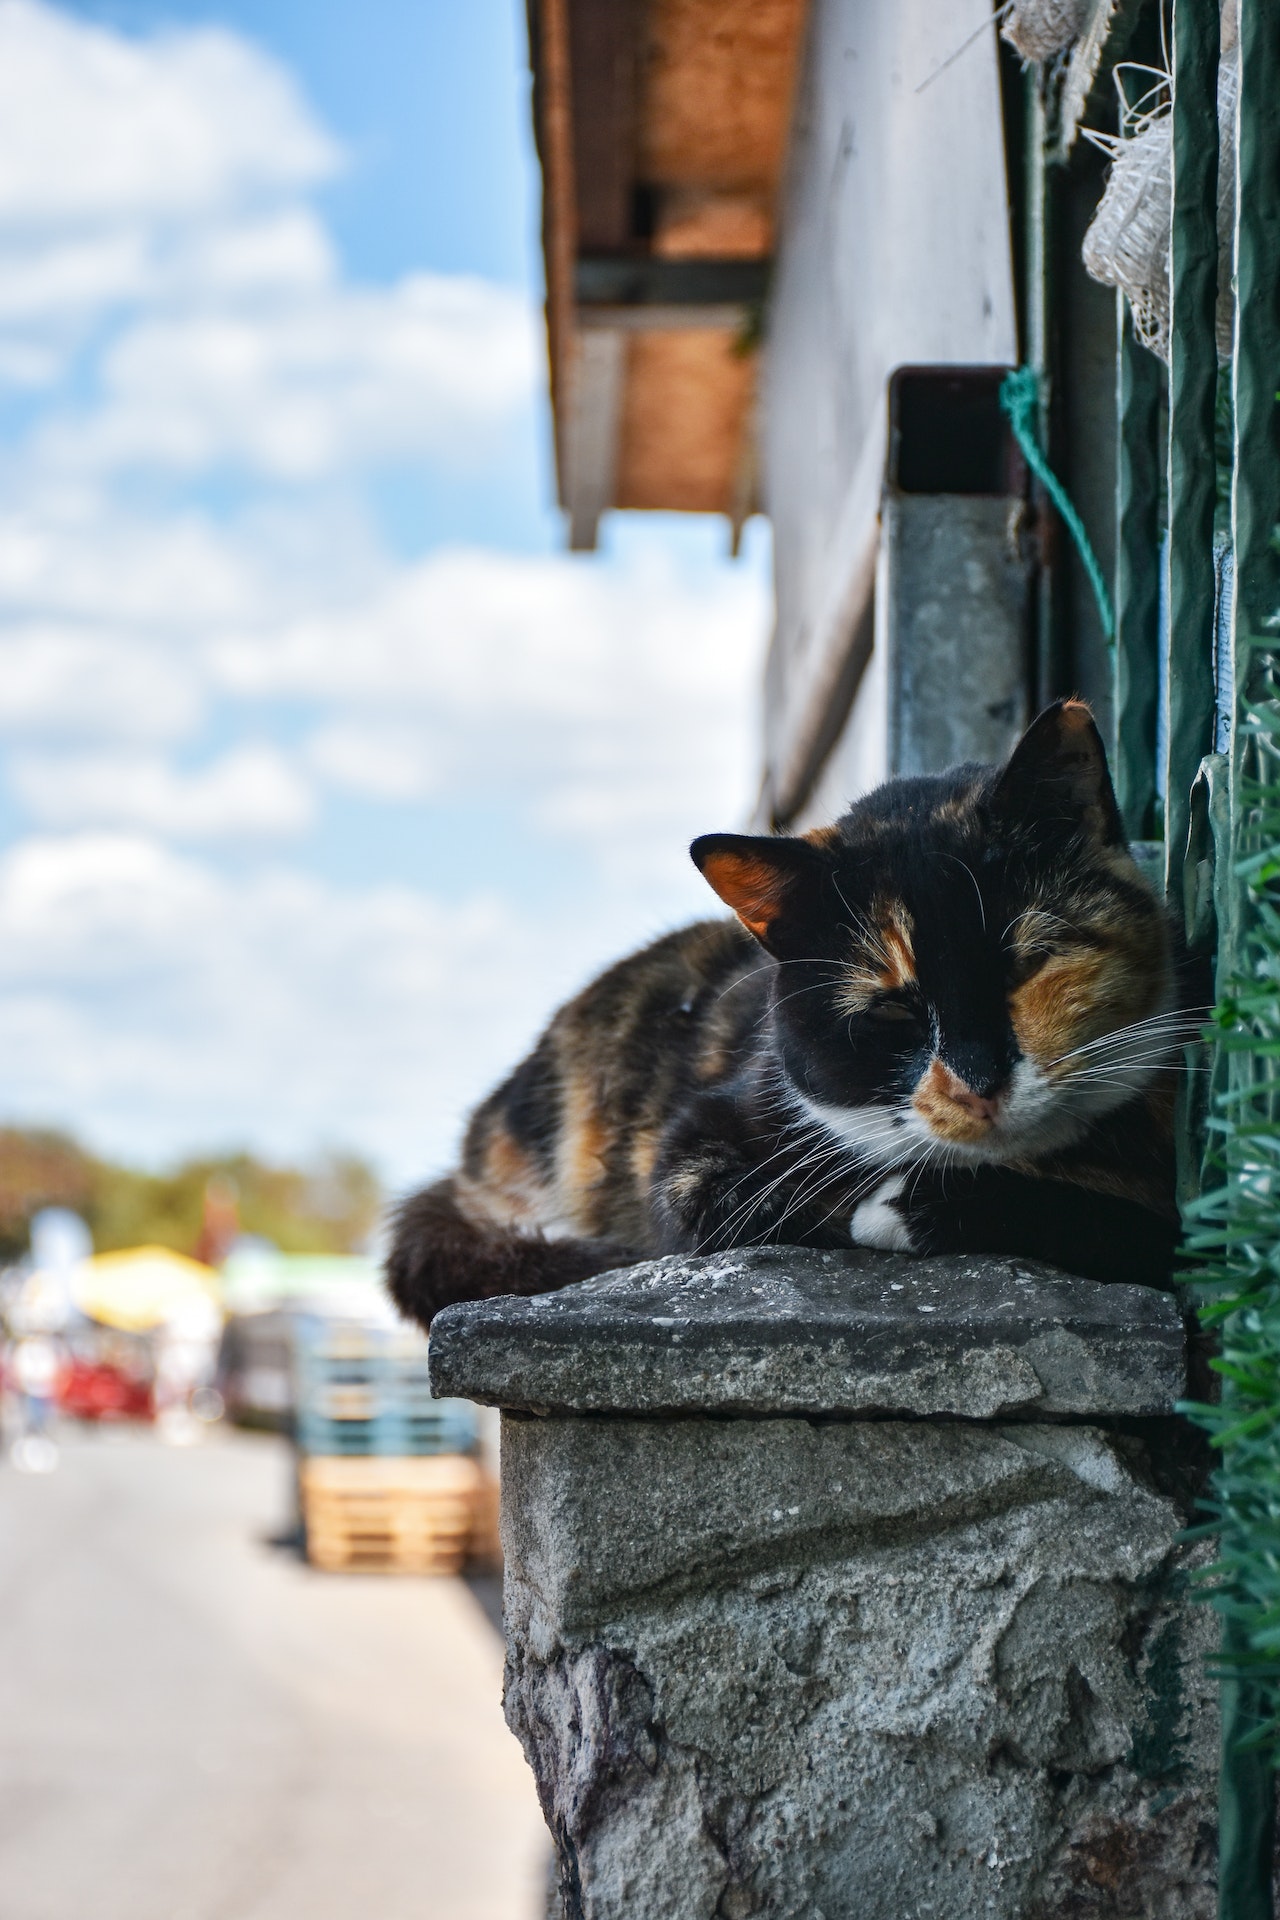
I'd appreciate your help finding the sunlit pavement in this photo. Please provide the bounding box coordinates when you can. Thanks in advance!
[0,1425,548,1920]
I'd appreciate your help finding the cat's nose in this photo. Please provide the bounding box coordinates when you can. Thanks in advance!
[948,1083,1001,1125]
[913,1057,1006,1140]
[939,1043,1006,1105]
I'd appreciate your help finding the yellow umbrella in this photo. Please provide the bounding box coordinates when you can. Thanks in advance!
[72,1246,221,1334]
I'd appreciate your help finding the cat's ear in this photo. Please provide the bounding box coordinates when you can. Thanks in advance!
[690,833,827,951]
[989,699,1124,846]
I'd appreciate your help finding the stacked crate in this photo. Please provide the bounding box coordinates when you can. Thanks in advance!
[293,1316,486,1575]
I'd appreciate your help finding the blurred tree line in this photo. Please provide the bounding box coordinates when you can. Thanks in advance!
[0,1127,381,1264]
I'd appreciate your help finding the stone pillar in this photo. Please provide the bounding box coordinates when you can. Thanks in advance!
[430,1249,1216,1920]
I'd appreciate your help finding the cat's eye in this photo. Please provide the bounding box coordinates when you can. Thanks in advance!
[1007,948,1051,987]
[869,997,918,1025]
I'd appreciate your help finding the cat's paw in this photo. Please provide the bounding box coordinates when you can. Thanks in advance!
[850,1175,916,1253]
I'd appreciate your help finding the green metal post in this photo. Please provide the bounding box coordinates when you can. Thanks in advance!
[1114,295,1163,839]
[1164,0,1221,895]
[1218,1,1280,1913]
[1229,0,1280,842]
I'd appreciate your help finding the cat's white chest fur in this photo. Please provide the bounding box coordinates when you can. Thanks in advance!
[850,1174,916,1252]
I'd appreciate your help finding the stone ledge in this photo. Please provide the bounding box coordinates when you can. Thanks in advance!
[427,1247,1185,1420]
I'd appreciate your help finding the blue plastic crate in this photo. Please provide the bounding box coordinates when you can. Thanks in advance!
[290,1314,479,1457]
[294,1402,477,1457]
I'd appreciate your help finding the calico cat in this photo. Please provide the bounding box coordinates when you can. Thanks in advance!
[387,700,1184,1330]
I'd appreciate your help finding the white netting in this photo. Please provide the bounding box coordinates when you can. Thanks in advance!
[1081,52,1239,365]
[1001,0,1086,64]
[1082,98,1173,359]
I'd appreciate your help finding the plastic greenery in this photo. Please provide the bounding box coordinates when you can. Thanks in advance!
[1180,650,1280,1755]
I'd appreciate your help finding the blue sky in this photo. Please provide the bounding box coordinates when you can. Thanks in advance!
[67,0,555,565]
[0,0,770,1188]
[69,1,539,282]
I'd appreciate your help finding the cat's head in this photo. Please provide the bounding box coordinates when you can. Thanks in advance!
[691,701,1175,1170]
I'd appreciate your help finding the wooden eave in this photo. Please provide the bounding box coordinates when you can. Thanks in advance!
[527,0,808,549]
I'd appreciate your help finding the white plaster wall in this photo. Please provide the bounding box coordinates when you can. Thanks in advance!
[797,540,891,828]
[762,0,1017,816]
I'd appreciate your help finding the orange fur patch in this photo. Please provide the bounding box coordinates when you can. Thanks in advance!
[629,1124,661,1193]
[1058,698,1093,735]
[555,1067,612,1230]
[911,1058,996,1144]
[457,1127,545,1228]
[484,1125,537,1193]
[698,851,792,941]
[1010,948,1155,1069]
[880,907,916,989]
[835,900,916,1014]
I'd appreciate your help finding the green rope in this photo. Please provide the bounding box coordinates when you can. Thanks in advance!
[999,366,1115,643]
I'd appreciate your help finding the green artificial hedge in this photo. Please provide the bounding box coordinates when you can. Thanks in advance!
[1180,663,1280,1918]
[1183,677,1280,1755]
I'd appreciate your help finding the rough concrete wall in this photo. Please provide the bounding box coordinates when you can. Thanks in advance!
[504,1413,1216,1920]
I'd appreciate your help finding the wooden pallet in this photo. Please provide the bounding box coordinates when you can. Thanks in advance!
[469,1470,502,1572]
[301,1454,482,1575]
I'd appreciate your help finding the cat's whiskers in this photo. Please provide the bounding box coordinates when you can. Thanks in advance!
[906,1136,946,1209]
[776,1143,913,1238]
[778,1111,924,1221]
[695,1134,852,1252]
[713,956,846,1007]
[1068,1061,1212,1085]
[932,852,987,932]
[767,979,851,1017]
[771,1158,860,1235]
[808,1133,951,1240]
[1049,1007,1208,1069]
[1068,1040,1209,1070]
[731,968,852,1049]
[711,1127,842,1209]
[831,878,905,979]
[701,1098,914,1250]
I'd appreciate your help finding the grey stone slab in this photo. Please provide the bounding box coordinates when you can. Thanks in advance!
[428,1248,1185,1420]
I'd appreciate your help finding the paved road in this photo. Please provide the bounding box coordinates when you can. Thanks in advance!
[0,1426,548,1920]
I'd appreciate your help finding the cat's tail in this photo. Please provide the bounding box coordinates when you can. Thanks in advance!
[385,1176,638,1330]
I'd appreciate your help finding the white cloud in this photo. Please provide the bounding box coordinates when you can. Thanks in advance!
[0,498,769,866]
[0,831,214,974]
[0,627,200,740]
[0,229,149,323]
[0,5,538,461]
[230,543,769,871]
[0,337,61,386]
[0,504,261,623]
[0,0,338,228]
[172,210,336,298]
[0,211,338,391]
[9,744,314,840]
[0,831,652,1182]
[306,723,439,803]
[35,273,539,478]
[0,211,334,328]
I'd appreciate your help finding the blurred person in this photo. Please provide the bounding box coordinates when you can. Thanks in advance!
[154,1292,223,1444]
[10,1330,61,1472]
[193,1174,240,1269]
